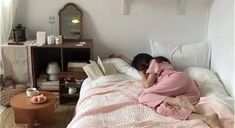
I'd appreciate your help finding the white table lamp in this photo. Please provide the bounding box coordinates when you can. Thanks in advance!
[46,62,60,81]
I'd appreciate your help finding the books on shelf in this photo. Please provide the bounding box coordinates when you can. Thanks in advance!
[37,73,59,91]
[37,80,59,86]
[37,80,59,91]
[67,62,87,72]
[37,74,48,82]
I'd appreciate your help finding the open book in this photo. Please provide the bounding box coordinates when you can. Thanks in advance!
[83,56,118,79]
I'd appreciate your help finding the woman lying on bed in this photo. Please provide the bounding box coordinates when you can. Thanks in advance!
[111,53,221,128]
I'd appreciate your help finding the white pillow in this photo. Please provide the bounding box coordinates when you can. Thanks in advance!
[102,58,141,79]
[183,67,228,96]
[149,40,211,70]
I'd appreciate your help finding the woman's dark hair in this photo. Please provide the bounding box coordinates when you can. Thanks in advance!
[155,56,171,64]
[131,53,170,71]
[131,53,153,71]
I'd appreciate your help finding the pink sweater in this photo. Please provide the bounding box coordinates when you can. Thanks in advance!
[138,59,200,120]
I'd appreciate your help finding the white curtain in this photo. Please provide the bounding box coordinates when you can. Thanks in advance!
[0,0,17,44]
[0,0,17,75]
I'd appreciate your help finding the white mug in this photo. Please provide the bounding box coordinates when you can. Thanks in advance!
[68,87,77,94]
[26,88,39,97]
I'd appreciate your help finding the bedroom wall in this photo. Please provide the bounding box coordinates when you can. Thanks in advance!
[17,0,235,96]
[207,0,234,97]
[16,0,211,59]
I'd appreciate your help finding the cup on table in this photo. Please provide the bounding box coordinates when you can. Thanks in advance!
[26,88,39,97]
[68,87,77,94]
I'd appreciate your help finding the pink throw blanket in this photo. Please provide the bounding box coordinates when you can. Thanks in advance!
[67,79,234,128]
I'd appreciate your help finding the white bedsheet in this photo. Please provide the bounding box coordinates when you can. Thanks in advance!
[67,74,234,128]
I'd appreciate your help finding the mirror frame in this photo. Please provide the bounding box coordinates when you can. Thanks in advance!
[58,3,83,42]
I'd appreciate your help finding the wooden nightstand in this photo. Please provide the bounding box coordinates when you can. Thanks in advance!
[59,71,87,104]
[31,40,92,89]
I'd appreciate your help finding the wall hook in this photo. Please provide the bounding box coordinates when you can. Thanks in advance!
[123,0,130,15]
[177,0,186,15]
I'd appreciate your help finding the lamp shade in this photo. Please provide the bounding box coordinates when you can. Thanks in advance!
[46,62,60,81]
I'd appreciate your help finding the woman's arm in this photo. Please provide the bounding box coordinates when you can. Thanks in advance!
[139,71,156,88]
[109,54,132,64]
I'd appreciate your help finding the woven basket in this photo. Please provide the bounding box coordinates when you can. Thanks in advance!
[0,77,27,107]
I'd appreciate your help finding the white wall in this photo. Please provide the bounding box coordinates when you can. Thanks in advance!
[16,0,210,59]
[17,0,235,96]
[207,0,234,97]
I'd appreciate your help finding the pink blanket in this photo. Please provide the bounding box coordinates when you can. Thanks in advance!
[67,79,234,128]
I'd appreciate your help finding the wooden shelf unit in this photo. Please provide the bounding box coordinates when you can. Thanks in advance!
[31,39,92,88]
[59,71,87,104]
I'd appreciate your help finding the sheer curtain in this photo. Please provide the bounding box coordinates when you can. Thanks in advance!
[0,0,17,75]
[0,0,17,44]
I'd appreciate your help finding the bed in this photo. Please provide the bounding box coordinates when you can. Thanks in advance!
[67,41,234,128]
[67,59,234,128]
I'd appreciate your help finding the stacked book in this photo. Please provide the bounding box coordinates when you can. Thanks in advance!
[67,62,87,72]
[37,74,59,91]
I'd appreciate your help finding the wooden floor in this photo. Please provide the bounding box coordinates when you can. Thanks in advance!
[0,104,76,128]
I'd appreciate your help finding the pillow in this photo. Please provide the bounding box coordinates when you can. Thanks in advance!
[183,67,218,83]
[102,58,141,79]
[183,67,229,96]
[149,40,211,70]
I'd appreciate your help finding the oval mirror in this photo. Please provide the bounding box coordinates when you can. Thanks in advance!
[59,3,82,41]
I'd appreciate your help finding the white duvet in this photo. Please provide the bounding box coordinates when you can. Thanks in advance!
[67,73,234,128]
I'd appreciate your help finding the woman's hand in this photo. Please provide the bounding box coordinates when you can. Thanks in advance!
[139,71,156,88]
[109,53,121,58]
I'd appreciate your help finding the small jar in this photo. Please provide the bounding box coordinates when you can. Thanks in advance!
[55,36,62,45]
[47,35,55,45]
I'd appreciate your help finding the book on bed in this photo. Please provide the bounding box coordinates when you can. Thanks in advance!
[83,56,117,79]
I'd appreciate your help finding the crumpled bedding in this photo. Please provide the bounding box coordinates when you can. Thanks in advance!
[67,74,234,128]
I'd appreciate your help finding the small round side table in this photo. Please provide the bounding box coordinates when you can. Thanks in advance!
[10,91,57,128]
